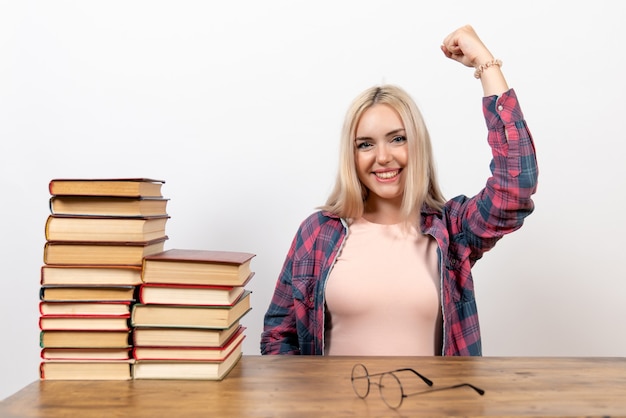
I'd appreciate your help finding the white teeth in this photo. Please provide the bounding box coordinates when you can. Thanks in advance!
[375,170,398,179]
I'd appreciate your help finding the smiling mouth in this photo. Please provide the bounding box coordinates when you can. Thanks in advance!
[375,170,399,179]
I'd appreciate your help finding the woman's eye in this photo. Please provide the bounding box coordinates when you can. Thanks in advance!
[392,135,407,143]
[356,142,372,150]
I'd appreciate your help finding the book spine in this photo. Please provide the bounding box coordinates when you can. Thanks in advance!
[39,362,45,379]
[137,285,145,304]
[44,215,51,241]
[42,243,49,264]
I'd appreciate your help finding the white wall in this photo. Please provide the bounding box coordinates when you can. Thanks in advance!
[1,0,625,401]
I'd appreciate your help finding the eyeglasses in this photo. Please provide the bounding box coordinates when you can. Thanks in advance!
[351,363,485,409]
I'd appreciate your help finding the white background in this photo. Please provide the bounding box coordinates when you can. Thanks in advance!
[1,0,625,401]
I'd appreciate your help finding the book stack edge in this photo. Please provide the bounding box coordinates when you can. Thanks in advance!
[131,249,256,380]
[39,178,255,381]
[40,179,164,380]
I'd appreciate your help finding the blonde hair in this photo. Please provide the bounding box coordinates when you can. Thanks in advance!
[320,85,446,221]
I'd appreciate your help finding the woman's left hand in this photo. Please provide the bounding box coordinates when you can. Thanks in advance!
[440,25,494,68]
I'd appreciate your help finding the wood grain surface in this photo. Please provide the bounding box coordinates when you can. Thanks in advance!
[1,356,625,417]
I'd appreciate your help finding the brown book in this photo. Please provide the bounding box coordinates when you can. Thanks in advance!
[142,249,256,286]
[43,237,167,266]
[39,301,131,316]
[49,196,169,217]
[49,178,164,197]
[41,265,142,286]
[133,327,245,361]
[138,280,251,306]
[40,285,136,302]
[39,315,130,331]
[45,215,169,242]
[132,345,242,381]
[40,360,133,380]
[133,322,242,348]
[40,330,131,348]
[41,348,131,361]
[131,291,251,329]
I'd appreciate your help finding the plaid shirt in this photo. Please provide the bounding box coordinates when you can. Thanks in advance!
[261,89,538,356]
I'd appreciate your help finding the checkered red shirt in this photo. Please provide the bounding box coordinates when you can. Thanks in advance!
[261,89,538,356]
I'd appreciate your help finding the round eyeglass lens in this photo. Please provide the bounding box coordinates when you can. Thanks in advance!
[351,364,370,398]
[379,372,404,409]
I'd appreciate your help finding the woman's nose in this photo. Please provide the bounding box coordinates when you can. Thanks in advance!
[376,144,392,164]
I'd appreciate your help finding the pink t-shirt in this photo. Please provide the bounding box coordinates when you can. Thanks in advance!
[324,217,441,355]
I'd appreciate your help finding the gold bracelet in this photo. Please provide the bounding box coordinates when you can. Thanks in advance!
[474,59,502,79]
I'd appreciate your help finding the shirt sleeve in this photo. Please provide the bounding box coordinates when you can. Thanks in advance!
[452,88,539,261]
[260,230,302,355]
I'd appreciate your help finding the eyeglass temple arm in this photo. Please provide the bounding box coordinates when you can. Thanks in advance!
[455,383,485,395]
[391,368,434,386]
[426,382,485,396]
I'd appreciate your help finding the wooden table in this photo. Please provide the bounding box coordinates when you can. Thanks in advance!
[1,356,626,417]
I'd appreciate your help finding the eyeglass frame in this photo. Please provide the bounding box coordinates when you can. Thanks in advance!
[351,363,485,409]
[351,363,433,399]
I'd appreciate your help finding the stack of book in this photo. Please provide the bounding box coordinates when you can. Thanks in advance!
[131,249,255,380]
[39,178,170,380]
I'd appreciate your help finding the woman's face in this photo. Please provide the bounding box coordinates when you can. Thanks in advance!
[354,103,408,205]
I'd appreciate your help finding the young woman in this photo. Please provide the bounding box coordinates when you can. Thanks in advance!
[261,25,538,356]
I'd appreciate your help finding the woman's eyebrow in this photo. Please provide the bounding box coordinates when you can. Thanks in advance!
[385,128,406,137]
[355,128,406,142]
